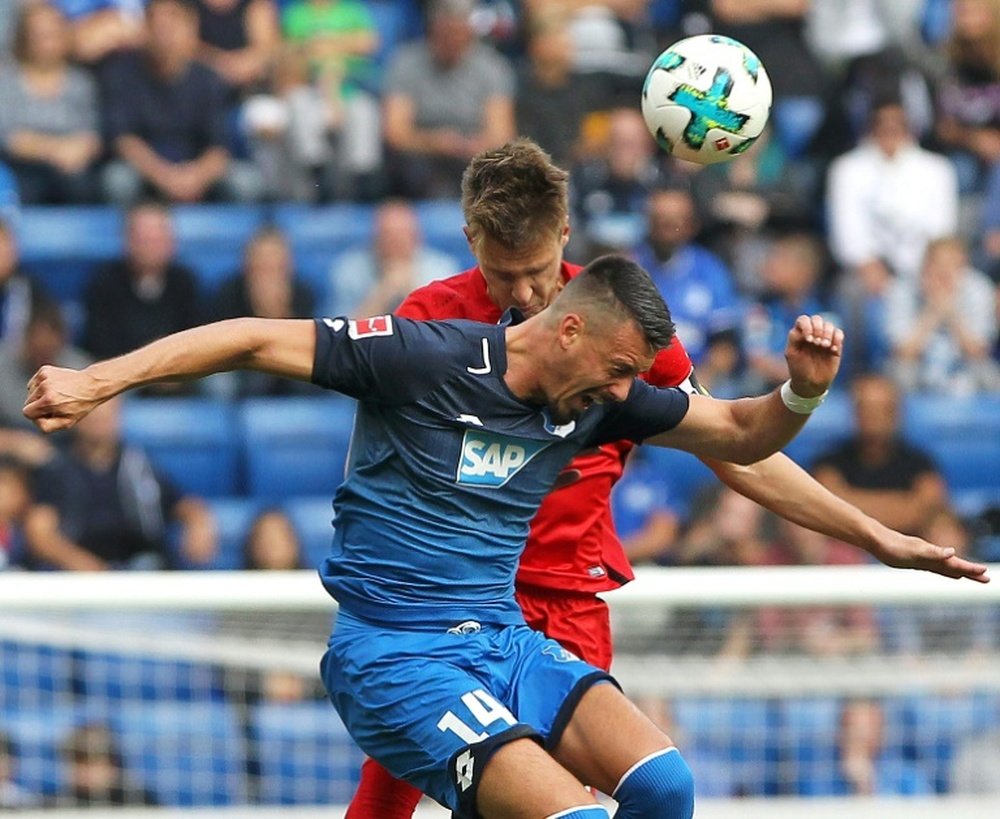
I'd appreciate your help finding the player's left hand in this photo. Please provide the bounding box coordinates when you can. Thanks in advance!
[784,314,844,396]
[871,529,991,583]
[23,365,102,433]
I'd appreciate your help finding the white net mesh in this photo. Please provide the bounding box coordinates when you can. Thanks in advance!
[1,568,999,816]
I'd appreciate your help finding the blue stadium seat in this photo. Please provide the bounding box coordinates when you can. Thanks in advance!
[921,435,1000,493]
[631,446,718,510]
[15,206,123,302]
[112,701,249,806]
[902,692,1000,793]
[0,641,73,709]
[777,697,842,795]
[204,497,264,570]
[251,700,364,805]
[0,703,99,796]
[171,205,268,294]
[75,648,224,703]
[121,398,240,497]
[368,0,423,68]
[272,204,375,304]
[902,393,1000,438]
[284,496,336,570]
[240,397,358,500]
[672,697,777,796]
[415,199,476,269]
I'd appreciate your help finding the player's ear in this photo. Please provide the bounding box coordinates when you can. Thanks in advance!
[558,312,584,349]
[560,222,570,247]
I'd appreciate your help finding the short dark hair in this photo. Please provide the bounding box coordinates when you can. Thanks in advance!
[558,255,675,351]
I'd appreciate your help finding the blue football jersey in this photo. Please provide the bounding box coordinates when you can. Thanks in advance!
[310,313,689,626]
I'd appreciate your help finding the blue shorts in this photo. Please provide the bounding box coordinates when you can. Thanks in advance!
[320,611,615,814]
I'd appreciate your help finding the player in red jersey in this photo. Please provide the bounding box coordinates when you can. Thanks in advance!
[345,139,988,818]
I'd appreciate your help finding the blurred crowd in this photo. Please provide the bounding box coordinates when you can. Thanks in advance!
[0,1,998,614]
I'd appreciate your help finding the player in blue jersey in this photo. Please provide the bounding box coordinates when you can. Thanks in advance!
[26,256,847,818]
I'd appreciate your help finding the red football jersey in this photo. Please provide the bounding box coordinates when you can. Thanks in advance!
[397,262,694,593]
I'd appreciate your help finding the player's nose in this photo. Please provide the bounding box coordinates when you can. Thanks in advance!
[511,281,534,308]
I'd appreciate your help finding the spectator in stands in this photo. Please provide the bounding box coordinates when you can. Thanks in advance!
[0,300,90,429]
[515,11,599,169]
[886,236,1000,393]
[279,0,382,199]
[0,218,46,351]
[0,2,102,204]
[574,107,670,256]
[631,186,743,395]
[60,1,146,67]
[812,374,948,537]
[101,0,262,204]
[214,226,316,396]
[195,0,281,99]
[0,458,32,571]
[521,0,650,83]
[932,0,1000,193]
[0,730,38,809]
[82,202,202,369]
[826,98,959,373]
[382,0,515,198]
[51,722,158,807]
[24,396,217,570]
[834,699,932,795]
[324,199,458,318]
[242,508,304,570]
[744,233,830,393]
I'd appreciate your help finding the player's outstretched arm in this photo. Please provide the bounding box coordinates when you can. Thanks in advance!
[704,453,990,583]
[648,315,843,464]
[23,318,317,433]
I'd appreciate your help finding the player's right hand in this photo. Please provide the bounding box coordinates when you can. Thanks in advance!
[23,365,102,433]
[872,529,991,584]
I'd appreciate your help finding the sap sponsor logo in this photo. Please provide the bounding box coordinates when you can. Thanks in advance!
[457,430,549,487]
[348,315,393,339]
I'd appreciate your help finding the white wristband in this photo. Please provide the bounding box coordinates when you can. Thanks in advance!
[780,379,828,414]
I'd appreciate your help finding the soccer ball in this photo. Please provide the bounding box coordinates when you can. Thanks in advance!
[641,34,773,165]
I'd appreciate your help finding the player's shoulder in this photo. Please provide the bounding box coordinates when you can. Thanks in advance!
[397,267,495,321]
[644,336,694,388]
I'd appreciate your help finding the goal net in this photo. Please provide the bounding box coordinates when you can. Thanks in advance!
[1,566,998,818]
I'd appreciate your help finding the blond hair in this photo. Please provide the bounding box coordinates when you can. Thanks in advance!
[461,139,569,250]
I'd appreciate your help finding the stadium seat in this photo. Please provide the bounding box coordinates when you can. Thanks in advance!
[902,692,1000,793]
[284,496,336,570]
[204,497,264,570]
[415,199,476,268]
[368,0,423,69]
[75,648,224,703]
[0,703,98,797]
[672,697,777,796]
[631,446,718,511]
[171,204,268,294]
[920,435,1000,493]
[273,204,376,305]
[112,700,249,806]
[777,697,841,795]
[240,397,357,500]
[121,398,241,497]
[0,641,73,709]
[251,700,364,805]
[15,206,123,302]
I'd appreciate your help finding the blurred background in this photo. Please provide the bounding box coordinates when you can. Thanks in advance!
[1,0,999,814]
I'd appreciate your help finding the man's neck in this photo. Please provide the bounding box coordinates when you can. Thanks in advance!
[502,319,547,405]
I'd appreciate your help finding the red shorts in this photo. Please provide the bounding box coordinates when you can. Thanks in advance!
[514,585,613,672]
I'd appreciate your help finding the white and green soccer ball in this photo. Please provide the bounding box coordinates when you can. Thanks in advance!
[641,34,773,165]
